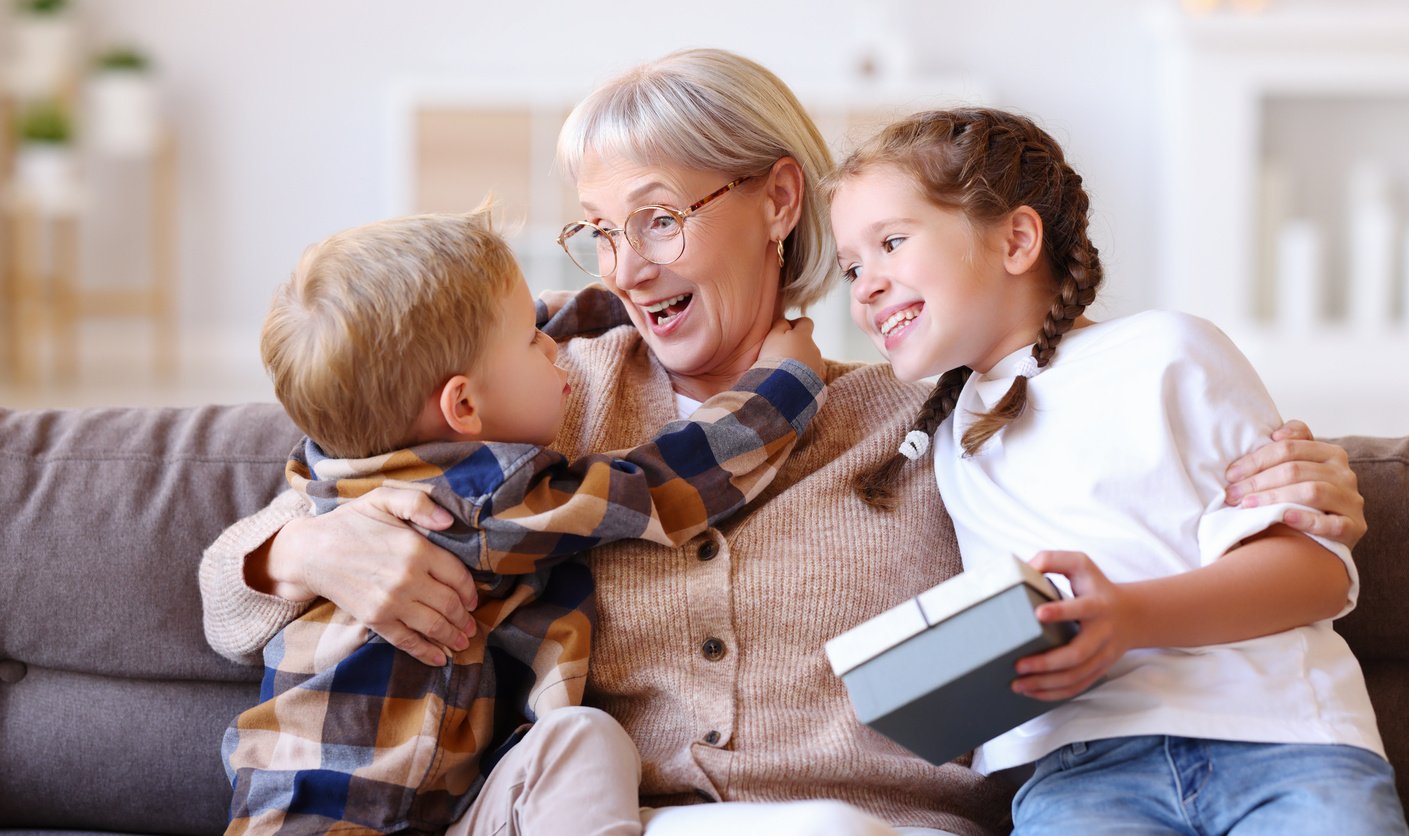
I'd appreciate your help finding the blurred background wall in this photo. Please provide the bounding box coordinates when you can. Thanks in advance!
[1,0,1406,437]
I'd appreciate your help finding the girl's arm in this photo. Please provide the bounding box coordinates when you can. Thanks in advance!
[1012,525,1351,702]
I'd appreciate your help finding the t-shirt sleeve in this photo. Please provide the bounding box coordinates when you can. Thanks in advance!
[1160,314,1357,615]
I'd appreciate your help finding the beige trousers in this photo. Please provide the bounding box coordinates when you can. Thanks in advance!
[446,705,954,836]
[447,705,644,836]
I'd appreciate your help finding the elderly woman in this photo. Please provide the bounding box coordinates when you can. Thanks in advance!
[201,49,1368,835]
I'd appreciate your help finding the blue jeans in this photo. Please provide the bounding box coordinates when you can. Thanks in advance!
[1011,735,1407,835]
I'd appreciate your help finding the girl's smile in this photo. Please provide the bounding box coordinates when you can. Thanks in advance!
[875,301,925,352]
[832,165,1052,383]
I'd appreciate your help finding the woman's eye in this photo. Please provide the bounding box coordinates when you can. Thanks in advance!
[649,213,678,231]
[882,236,905,253]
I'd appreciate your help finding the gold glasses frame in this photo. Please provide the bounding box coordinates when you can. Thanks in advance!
[556,175,753,278]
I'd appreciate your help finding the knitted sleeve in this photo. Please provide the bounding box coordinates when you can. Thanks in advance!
[198,488,313,665]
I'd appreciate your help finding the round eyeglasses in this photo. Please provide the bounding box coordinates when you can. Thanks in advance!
[556,176,751,278]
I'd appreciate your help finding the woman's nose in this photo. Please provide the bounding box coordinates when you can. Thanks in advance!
[542,333,559,362]
[611,241,657,291]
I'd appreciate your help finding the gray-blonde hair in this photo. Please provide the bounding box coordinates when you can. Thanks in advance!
[556,48,836,310]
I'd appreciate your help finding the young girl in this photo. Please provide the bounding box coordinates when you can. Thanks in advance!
[826,108,1407,834]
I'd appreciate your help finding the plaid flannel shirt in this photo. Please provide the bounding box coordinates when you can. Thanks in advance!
[222,356,825,835]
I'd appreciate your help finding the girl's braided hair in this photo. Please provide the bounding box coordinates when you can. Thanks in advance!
[829,108,1104,509]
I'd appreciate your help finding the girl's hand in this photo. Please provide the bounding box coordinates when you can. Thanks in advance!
[1011,551,1133,702]
[1224,420,1366,548]
[260,486,479,666]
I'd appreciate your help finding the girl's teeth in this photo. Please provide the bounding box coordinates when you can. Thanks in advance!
[881,307,919,337]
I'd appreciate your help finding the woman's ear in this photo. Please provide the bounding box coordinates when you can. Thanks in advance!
[763,156,806,243]
[439,375,482,437]
[1001,205,1045,276]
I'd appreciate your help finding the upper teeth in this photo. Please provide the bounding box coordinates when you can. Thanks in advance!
[880,307,919,337]
[644,294,689,314]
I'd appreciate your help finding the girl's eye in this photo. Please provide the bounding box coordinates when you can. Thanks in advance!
[881,236,905,253]
[841,264,861,283]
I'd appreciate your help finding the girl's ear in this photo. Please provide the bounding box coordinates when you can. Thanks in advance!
[439,375,482,437]
[763,156,805,243]
[1001,205,1045,276]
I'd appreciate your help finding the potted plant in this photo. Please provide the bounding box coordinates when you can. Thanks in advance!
[14,98,78,213]
[88,45,160,157]
[7,0,79,99]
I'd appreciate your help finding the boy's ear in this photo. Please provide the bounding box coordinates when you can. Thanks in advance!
[439,375,482,437]
[763,156,805,244]
[1001,205,1045,276]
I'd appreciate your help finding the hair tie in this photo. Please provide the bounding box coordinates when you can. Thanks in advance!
[1016,356,1040,379]
[898,430,931,461]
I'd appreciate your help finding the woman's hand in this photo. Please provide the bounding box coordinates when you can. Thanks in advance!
[1012,551,1134,702]
[255,487,479,666]
[1224,420,1366,549]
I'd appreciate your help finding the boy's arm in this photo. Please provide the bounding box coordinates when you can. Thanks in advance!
[536,283,631,339]
[469,357,825,576]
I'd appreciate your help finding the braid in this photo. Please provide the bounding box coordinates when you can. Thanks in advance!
[854,366,971,510]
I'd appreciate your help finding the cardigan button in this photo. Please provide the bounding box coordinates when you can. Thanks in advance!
[697,540,718,561]
[701,637,726,661]
[0,660,27,684]
[703,730,721,745]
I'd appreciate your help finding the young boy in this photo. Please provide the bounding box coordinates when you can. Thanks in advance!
[222,209,826,834]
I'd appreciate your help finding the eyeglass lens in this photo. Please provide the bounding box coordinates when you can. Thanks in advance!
[560,205,687,277]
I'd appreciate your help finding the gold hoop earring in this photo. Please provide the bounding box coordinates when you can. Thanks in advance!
[775,239,786,268]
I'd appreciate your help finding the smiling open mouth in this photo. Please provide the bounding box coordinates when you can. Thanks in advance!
[643,293,693,327]
[880,305,922,338]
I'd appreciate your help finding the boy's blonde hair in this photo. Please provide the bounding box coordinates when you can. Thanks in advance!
[556,48,836,311]
[261,208,520,459]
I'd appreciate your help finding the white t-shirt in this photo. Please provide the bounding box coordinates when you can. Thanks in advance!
[932,310,1385,774]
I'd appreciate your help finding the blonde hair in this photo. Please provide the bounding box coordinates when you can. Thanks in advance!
[261,207,520,459]
[556,48,836,310]
[829,108,1104,509]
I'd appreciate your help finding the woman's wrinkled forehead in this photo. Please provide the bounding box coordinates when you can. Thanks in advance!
[575,153,727,218]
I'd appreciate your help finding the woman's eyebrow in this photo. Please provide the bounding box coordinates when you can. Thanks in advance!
[579,181,677,216]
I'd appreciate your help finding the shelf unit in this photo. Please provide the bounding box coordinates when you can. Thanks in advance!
[0,95,178,386]
[1152,3,1409,436]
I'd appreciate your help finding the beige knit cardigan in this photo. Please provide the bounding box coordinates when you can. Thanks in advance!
[199,325,1013,835]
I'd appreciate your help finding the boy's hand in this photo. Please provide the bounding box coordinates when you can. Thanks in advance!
[760,316,824,378]
[1010,550,1134,702]
[537,283,609,320]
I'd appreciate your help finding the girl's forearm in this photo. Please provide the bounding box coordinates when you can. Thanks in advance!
[1121,524,1350,650]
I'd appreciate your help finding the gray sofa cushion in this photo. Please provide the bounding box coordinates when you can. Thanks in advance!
[0,404,300,833]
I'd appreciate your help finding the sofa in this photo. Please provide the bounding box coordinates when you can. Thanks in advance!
[0,403,1406,834]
